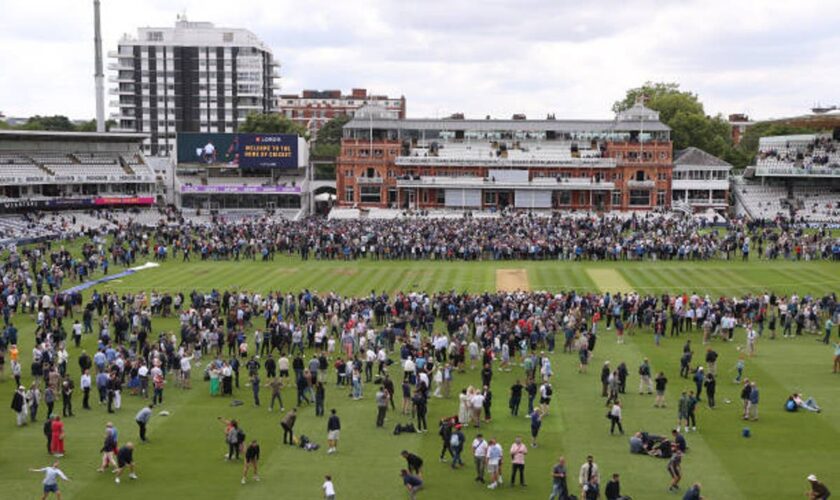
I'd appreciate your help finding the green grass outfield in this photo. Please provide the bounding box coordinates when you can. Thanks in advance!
[1,255,839,500]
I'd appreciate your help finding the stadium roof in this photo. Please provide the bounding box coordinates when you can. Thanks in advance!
[0,130,148,143]
[344,117,670,133]
[759,111,840,130]
[674,147,732,167]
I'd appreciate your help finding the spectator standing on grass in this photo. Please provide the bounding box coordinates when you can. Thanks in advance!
[50,416,65,457]
[472,434,488,482]
[639,359,653,394]
[605,473,623,500]
[740,379,752,418]
[530,408,543,447]
[704,373,716,409]
[413,389,428,432]
[43,417,53,453]
[578,455,599,499]
[654,371,668,408]
[267,376,284,412]
[509,379,523,416]
[747,381,759,421]
[375,386,388,427]
[449,424,465,469]
[11,385,27,426]
[548,456,568,500]
[509,436,527,487]
[486,438,504,489]
[326,409,340,454]
[833,342,840,374]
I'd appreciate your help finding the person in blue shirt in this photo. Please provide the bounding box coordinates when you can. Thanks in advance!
[401,469,423,500]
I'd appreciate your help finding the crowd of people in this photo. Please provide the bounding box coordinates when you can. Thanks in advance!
[4,269,838,498]
[0,210,835,498]
[132,211,840,262]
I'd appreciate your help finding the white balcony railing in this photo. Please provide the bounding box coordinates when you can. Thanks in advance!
[755,166,840,177]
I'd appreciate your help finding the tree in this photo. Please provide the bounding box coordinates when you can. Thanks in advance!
[20,115,77,131]
[77,119,117,132]
[238,112,309,138]
[316,115,350,147]
[613,82,746,166]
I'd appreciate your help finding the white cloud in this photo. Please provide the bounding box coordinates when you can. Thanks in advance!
[0,0,837,121]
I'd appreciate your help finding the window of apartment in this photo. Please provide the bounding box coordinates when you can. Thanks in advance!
[657,190,666,206]
[436,189,445,204]
[344,186,354,202]
[360,186,381,203]
[629,189,650,206]
[146,31,163,42]
[344,169,354,178]
[484,191,496,205]
[388,188,397,205]
[611,190,622,206]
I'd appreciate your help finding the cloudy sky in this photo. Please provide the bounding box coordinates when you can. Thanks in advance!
[1,0,837,121]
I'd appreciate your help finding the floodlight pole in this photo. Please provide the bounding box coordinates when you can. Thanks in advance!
[93,0,105,132]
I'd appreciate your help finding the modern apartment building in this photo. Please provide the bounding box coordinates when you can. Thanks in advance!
[109,18,279,156]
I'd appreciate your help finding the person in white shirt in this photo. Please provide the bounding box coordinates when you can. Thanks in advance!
[80,370,92,410]
[322,474,336,499]
[472,434,488,483]
[746,325,758,357]
[180,353,194,389]
[30,461,70,498]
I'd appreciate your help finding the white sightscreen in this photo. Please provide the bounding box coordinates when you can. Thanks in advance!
[515,190,552,208]
[445,189,482,207]
[489,169,528,182]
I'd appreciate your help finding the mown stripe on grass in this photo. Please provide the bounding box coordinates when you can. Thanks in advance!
[586,268,634,294]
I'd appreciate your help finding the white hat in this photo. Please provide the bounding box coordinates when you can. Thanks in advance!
[807,474,818,482]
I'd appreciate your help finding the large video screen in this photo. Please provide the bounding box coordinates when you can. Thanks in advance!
[177,133,299,168]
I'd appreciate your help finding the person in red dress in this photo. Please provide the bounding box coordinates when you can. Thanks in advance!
[50,416,65,457]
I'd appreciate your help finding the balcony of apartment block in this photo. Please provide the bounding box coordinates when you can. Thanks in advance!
[107,62,133,71]
[110,100,137,108]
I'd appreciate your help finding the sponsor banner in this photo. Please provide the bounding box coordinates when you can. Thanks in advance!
[177,132,300,169]
[0,198,93,210]
[93,196,155,206]
[180,184,301,194]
